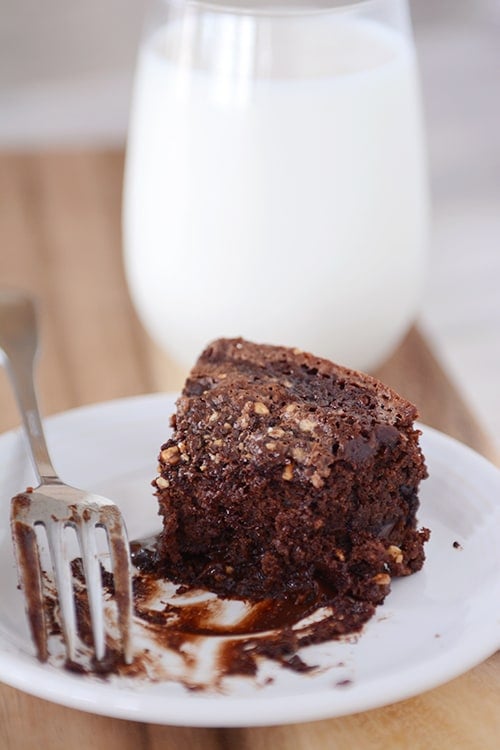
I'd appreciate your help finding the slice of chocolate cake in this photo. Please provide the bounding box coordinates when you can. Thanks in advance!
[153,338,429,610]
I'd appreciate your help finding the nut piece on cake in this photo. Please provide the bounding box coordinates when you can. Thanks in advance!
[153,338,429,607]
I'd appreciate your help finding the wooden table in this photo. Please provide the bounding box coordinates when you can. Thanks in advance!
[0,151,498,749]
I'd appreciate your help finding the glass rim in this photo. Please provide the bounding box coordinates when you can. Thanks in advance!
[158,0,396,18]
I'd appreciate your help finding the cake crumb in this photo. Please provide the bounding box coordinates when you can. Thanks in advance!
[335,679,353,688]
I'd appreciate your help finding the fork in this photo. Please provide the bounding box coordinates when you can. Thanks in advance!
[0,290,133,665]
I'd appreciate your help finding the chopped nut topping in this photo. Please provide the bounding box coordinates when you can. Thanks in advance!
[282,463,294,481]
[335,548,345,562]
[208,411,219,423]
[212,438,223,448]
[372,573,391,586]
[156,476,170,489]
[299,418,316,432]
[223,422,232,432]
[161,445,181,464]
[265,441,277,451]
[267,426,285,438]
[311,472,324,489]
[254,402,270,415]
[283,403,298,415]
[292,446,306,463]
[387,545,404,564]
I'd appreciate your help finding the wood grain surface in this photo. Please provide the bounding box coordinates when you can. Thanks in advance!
[0,151,498,749]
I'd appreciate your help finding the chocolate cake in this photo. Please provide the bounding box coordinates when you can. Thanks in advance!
[153,338,429,610]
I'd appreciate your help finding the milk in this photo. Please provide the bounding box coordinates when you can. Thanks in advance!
[123,11,428,371]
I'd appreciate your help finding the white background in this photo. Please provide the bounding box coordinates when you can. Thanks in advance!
[1,0,498,449]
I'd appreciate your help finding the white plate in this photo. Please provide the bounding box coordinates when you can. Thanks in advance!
[0,393,499,727]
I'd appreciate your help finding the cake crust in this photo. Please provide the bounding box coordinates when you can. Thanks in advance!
[153,338,429,606]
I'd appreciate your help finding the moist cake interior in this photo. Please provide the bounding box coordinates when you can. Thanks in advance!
[151,338,429,615]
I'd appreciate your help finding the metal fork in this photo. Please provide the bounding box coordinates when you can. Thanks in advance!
[0,290,133,665]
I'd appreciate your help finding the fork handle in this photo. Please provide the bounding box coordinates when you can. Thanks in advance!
[0,290,60,484]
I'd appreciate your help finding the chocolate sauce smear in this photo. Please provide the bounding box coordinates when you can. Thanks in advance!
[41,534,372,690]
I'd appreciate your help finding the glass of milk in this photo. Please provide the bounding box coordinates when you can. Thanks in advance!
[123,0,429,372]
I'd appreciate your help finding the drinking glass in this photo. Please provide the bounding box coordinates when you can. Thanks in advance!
[123,0,428,372]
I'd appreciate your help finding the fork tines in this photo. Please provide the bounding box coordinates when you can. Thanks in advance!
[11,489,133,667]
